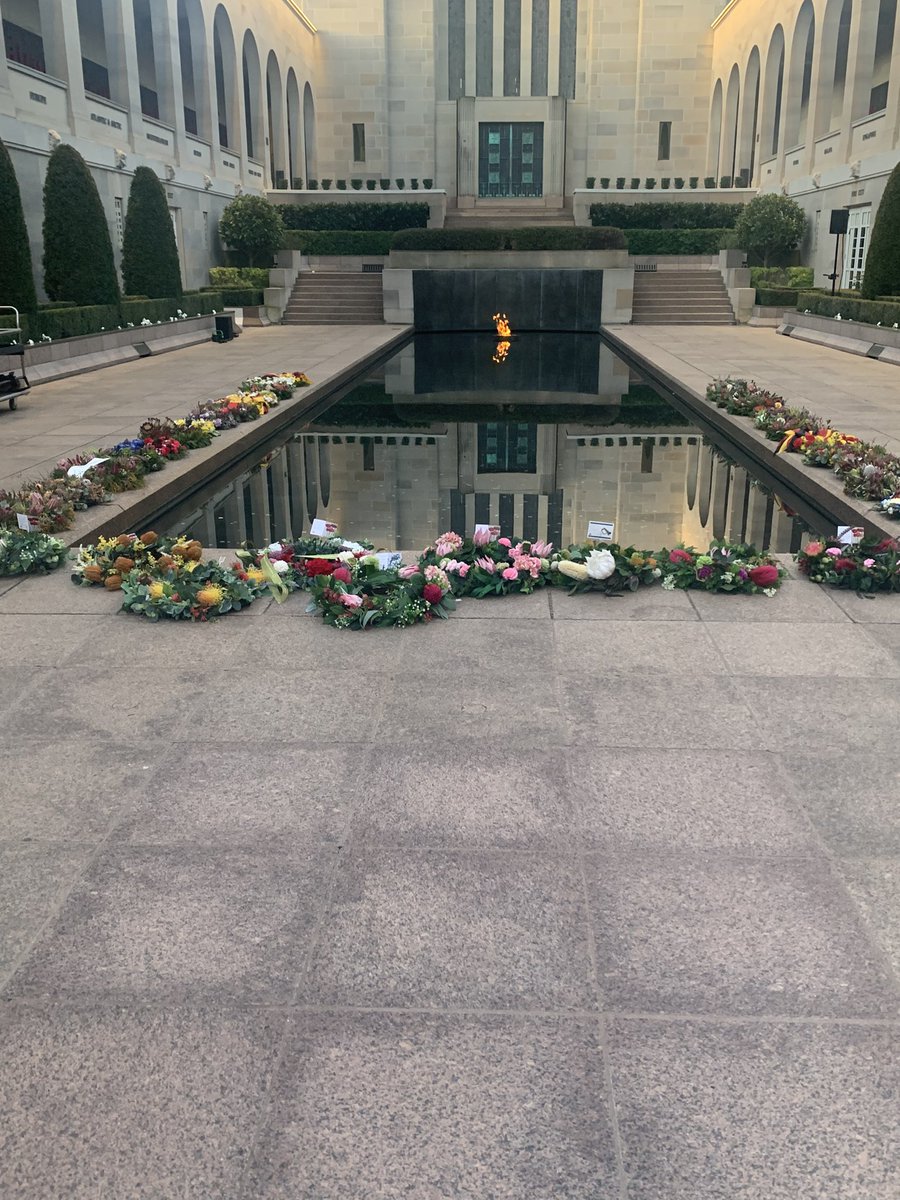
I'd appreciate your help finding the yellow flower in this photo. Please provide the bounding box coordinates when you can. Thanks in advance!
[246,567,266,586]
[196,584,224,607]
[148,581,166,600]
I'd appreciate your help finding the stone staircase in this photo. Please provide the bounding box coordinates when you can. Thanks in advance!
[632,269,736,325]
[444,203,573,228]
[282,273,384,325]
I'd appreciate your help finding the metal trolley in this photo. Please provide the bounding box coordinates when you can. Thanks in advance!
[0,306,30,410]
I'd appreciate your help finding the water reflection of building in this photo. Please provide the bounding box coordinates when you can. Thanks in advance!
[177,427,804,555]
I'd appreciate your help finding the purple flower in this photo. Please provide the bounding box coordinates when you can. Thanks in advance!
[696,565,713,580]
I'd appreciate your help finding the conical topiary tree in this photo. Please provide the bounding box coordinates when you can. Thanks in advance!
[42,143,120,306]
[0,136,37,313]
[121,166,182,298]
[862,163,900,298]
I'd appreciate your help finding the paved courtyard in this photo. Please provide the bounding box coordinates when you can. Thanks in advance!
[1,326,899,1198]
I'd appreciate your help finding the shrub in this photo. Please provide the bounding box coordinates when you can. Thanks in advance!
[321,178,332,189]
[308,179,319,189]
[121,166,182,299]
[689,177,699,188]
[755,286,800,306]
[630,177,640,189]
[616,177,625,189]
[0,294,221,341]
[0,136,37,313]
[719,175,733,188]
[282,229,395,255]
[796,291,900,326]
[589,202,743,230]
[291,177,303,189]
[623,229,730,254]
[366,180,377,190]
[674,178,685,189]
[42,144,120,306]
[586,176,596,188]
[645,177,656,189]
[395,178,405,189]
[202,286,264,306]
[218,195,284,266]
[209,267,270,288]
[389,226,626,251]
[379,179,390,190]
[750,266,814,289]
[422,178,433,188]
[704,176,716,188]
[336,179,347,190]
[351,179,363,189]
[278,201,429,231]
[661,178,671,189]
[862,161,900,298]
[734,193,806,266]
[600,177,610,189]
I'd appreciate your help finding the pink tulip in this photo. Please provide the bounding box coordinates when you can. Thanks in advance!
[501,566,519,581]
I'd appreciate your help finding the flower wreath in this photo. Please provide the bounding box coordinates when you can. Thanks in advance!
[72,532,192,590]
[796,536,900,594]
[0,529,69,576]
[659,541,785,594]
[236,533,376,592]
[417,530,555,597]
[306,554,455,629]
[121,557,265,621]
[553,543,663,595]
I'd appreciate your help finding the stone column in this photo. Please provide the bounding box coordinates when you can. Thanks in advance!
[457,94,477,196]
[152,0,183,135]
[521,0,532,96]
[105,0,143,130]
[838,0,877,160]
[883,7,900,147]
[803,19,832,172]
[466,0,478,94]
[39,0,90,127]
[547,0,560,96]
[492,0,503,95]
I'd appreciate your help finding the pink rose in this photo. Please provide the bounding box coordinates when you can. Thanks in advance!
[458,563,470,577]
[332,566,352,583]
[825,548,841,557]
[501,566,519,581]
[339,593,363,608]
[498,537,511,548]
[864,558,875,568]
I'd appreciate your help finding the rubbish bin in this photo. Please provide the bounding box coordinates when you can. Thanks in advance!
[214,312,236,341]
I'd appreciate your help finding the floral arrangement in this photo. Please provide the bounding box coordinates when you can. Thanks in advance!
[72,531,187,590]
[880,495,900,520]
[553,543,662,595]
[236,532,376,592]
[240,372,311,400]
[417,529,555,597]
[705,376,900,507]
[0,369,312,533]
[306,553,455,629]
[659,541,785,594]
[796,536,900,594]
[0,529,69,575]
[121,557,265,621]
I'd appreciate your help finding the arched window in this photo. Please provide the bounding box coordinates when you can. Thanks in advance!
[213,6,239,150]
[722,65,741,183]
[738,48,761,183]
[266,51,286,186]
[242,30,263,162]
[708,79,723,177]
[763,25,786,157]
[784,0,816,149]
[177,0,209,139]
[286,69,302,186]
[303,82,316,180]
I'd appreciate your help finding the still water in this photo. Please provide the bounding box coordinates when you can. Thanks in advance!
[159,333,813,553]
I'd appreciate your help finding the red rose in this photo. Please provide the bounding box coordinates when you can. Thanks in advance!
[423,583,444,605]
[304,558,335,577]
[833,557,855,572]
[669,548,693,564]
[748,564,779,587]
[331,565,352,584]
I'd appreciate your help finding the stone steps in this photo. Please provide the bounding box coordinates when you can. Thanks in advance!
[282,273,384,325]
[445,206,573,228]
[632,270,736,325]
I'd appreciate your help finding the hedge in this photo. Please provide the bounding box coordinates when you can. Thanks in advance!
[389,226,627,250]
[43,144,120,306]
[589,202,743,230]
[862,160,900,298]
[121,166,182,299]
[282,230,395,255]
[624,229,730,255]
[756,287,800,307]
[0,294,222,341]
[795,292,900,326]
[209,267,270,289]
[201,286,265,306]
[279,201,430,231]
[0,135,37,312]
[750,266,814,289]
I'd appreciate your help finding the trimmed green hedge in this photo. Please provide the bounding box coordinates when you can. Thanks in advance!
[0,294,222,341]
[750,266,814,289]
[209,267,270,289]
[282,230,395,255]
[202,286,265,306]
[389,226,627,250]
[590,202,743,230]
[796,292,900,326]
[279,201,430,231]
[756,287,800,307]
[624,229,730,255]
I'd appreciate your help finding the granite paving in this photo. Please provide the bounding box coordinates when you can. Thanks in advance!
[0,331,899,1198]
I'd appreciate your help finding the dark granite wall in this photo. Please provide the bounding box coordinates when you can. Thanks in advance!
[412,331,602,394]
[411,270,603,332]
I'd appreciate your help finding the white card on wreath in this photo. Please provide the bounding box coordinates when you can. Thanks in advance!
[474,523,501,539]
[587,520,615,542]
[309,518,338,536]
[16,512,39,531]
[67,456,108,478]
[837,525,864,545]
[376,551,402,569]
